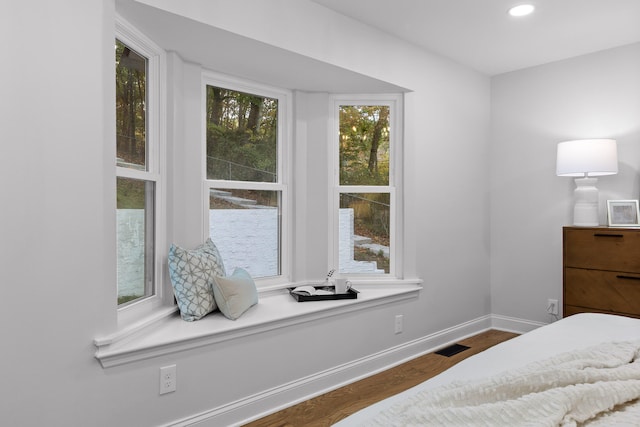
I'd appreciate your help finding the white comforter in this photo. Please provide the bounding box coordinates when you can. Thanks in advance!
[363,340,640,426]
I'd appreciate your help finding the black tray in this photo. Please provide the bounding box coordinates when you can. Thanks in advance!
[289,286,359,302]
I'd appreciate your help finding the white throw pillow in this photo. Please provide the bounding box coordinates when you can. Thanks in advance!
[212,268,258,320]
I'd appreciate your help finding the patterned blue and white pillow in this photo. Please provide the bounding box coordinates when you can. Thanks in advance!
[168,238,226,321]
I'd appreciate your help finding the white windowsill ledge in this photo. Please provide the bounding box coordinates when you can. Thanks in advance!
[95,280,422,368]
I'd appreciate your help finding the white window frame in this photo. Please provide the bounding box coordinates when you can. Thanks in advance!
[115,16,167,327]
[202,71,291,289]
[329,94,403,279]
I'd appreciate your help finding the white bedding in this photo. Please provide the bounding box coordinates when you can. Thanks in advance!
[334,313,640,426]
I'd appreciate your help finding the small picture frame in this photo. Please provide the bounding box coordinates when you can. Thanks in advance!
[607,200,640,227]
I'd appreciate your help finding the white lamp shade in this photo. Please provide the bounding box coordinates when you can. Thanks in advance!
[556,139,618,177]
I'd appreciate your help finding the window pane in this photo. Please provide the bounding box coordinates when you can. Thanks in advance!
[339,105,390,186]
[115,39,147,171]
[209,189,280,278]
[339,193,389,274]
[117,177,155,305]
[206,86,278,182]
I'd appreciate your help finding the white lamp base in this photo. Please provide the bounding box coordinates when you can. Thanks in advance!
[573,177,599,226]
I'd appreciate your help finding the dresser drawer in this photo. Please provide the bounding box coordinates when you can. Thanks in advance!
[563,228,640,273]
[564,267,640,316]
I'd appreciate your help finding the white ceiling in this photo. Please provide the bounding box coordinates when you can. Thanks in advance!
[311,0,640,75]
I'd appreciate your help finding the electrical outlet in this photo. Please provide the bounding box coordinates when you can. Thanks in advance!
[547,299,559,316]
[394,314,403,334]
[160,365,177,395]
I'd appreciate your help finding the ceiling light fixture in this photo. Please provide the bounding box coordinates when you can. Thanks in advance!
[508,4,535,17]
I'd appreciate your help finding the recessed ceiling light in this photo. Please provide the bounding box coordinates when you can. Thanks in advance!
[508,4,535,17]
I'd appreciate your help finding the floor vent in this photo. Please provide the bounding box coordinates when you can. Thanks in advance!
[435,343,470,357]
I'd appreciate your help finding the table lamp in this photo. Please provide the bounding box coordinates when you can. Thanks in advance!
[556,139,618,226]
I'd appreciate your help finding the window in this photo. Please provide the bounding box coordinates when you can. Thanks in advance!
[115,19,164,312]
[332,96,402,276]
[116,38,154,306]
[204,76,289,283]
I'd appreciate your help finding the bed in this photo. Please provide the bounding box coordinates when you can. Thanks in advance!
[334,313,640,426]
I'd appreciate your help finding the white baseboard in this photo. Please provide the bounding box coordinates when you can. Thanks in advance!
[491,314,547,334]
[164,314,542,427]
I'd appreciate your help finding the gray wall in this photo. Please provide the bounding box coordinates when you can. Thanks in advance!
[1,0,115,425]
[2,1,490,425]
[9,1,638,426]
[490,42,640,323]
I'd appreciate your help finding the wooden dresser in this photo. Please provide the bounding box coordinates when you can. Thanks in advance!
[563,226,640,318]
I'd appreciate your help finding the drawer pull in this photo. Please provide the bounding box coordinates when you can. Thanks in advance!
[616,275,640,281]
[594,233,624,238]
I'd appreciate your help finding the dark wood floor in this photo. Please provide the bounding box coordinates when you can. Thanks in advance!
[243,329,518,427]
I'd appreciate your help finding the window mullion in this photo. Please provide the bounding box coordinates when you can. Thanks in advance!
[338,185,392,193]
[116,167,160,182]
[205,180,285,192]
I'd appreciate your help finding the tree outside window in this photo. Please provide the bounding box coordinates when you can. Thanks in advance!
[205,82,286,280]
[115,38,156,306]
[337,103,395,275]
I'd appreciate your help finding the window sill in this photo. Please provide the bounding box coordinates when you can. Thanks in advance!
[94,279,422,368]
